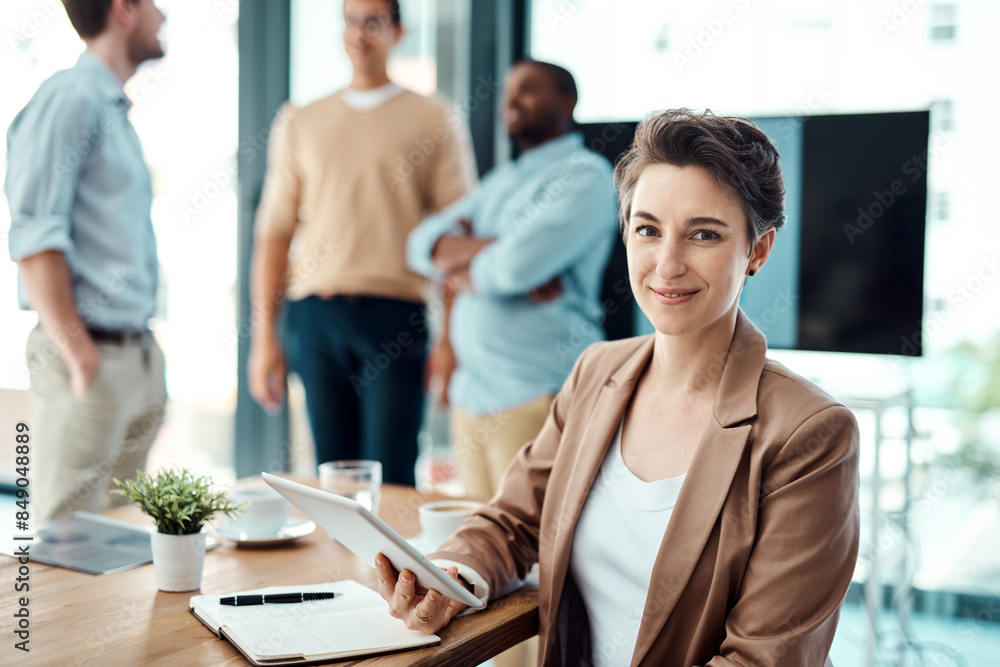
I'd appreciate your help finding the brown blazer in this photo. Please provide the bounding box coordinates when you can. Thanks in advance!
[433,311,860,666]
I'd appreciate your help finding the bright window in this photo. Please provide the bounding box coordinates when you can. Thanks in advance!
[0,1,240,484]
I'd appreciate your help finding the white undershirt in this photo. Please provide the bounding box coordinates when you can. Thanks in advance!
[339,82,404,111]
[568,421,686,667]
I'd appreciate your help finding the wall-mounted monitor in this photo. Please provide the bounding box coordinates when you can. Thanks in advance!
[584,110,929,356]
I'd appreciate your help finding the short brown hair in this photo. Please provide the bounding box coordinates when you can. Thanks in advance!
[387,0,401,26]
[614,109,786,242]
[61,0,137,39]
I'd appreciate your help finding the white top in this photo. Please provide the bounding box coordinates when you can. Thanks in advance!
[339,82,404,110]
[568,421,687,667]
[435,422,686,639]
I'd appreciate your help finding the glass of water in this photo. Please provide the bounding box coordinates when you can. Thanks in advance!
[319,460,382,516]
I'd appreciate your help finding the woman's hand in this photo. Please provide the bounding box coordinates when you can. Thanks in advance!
[375,553,469,634]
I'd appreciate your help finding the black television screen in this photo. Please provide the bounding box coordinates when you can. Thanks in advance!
[583,111,929,356]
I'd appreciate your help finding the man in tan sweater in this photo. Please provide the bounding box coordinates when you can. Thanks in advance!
[248,0,476,485]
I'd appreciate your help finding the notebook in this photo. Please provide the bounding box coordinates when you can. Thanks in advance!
[189,579,439,665]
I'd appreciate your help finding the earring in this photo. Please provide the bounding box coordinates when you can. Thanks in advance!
[748,270,756,277]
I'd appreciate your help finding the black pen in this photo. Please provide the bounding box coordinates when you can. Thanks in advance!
[220,592,337,606]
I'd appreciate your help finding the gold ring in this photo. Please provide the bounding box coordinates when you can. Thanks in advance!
[413,607,431,624]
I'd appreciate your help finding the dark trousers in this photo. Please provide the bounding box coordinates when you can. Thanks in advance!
[287,295,427,486]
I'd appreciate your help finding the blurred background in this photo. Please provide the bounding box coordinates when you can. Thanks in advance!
[1,1,997,664]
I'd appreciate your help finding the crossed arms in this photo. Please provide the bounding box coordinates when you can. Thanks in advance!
[429,218,562,301]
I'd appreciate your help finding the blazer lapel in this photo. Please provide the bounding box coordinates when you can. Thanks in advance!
[631,312,767,665]
[548,337,655,617]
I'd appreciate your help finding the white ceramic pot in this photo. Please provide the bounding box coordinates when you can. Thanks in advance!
[150,531,207,592]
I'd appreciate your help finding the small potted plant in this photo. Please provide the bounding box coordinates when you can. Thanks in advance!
[114,468,244,592]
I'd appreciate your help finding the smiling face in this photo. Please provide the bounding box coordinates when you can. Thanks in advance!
[126,0,165,65]
[343,0,401,76]
[502,62,574,149]
[626,163,775,340]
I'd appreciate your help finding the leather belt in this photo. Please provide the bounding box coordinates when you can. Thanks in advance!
[87,328,152,345]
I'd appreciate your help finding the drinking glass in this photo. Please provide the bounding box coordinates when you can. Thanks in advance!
[319,460,382,516]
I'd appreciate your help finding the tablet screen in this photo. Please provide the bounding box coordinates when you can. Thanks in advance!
[262,473,483,609]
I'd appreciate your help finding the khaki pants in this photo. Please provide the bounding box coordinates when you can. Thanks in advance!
[450,394,552,667]
[26,326,167,524]
[449,394,553,501]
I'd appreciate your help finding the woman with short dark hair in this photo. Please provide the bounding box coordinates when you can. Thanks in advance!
[376,109,860,667]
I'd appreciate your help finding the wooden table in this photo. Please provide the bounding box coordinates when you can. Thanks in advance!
[1,483,538,666]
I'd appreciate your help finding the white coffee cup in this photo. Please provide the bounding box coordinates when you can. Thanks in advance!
[231,487,292,538]
[418,500,480,552]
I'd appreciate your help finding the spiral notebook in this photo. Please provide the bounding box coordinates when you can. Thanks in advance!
[189,579,439,665]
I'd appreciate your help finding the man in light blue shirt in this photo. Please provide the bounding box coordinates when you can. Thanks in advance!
[408,60,618,502]
[6,0,168,523]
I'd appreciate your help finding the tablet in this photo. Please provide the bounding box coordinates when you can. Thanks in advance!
[262,473,484,609]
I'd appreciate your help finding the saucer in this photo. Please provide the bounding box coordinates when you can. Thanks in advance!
[213,517,316,548]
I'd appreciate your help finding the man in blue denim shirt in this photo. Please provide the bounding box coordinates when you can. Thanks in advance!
[6,0,168,523]
[408,61,618,502]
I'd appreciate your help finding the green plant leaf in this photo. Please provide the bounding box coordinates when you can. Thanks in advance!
[113,468,246,535]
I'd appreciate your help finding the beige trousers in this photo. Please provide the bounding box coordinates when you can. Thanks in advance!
[26,326,167,524]
[449,394,554,501]
[449,394,552,667]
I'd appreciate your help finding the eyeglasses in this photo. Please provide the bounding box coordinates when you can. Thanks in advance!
[344,12,393,35]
